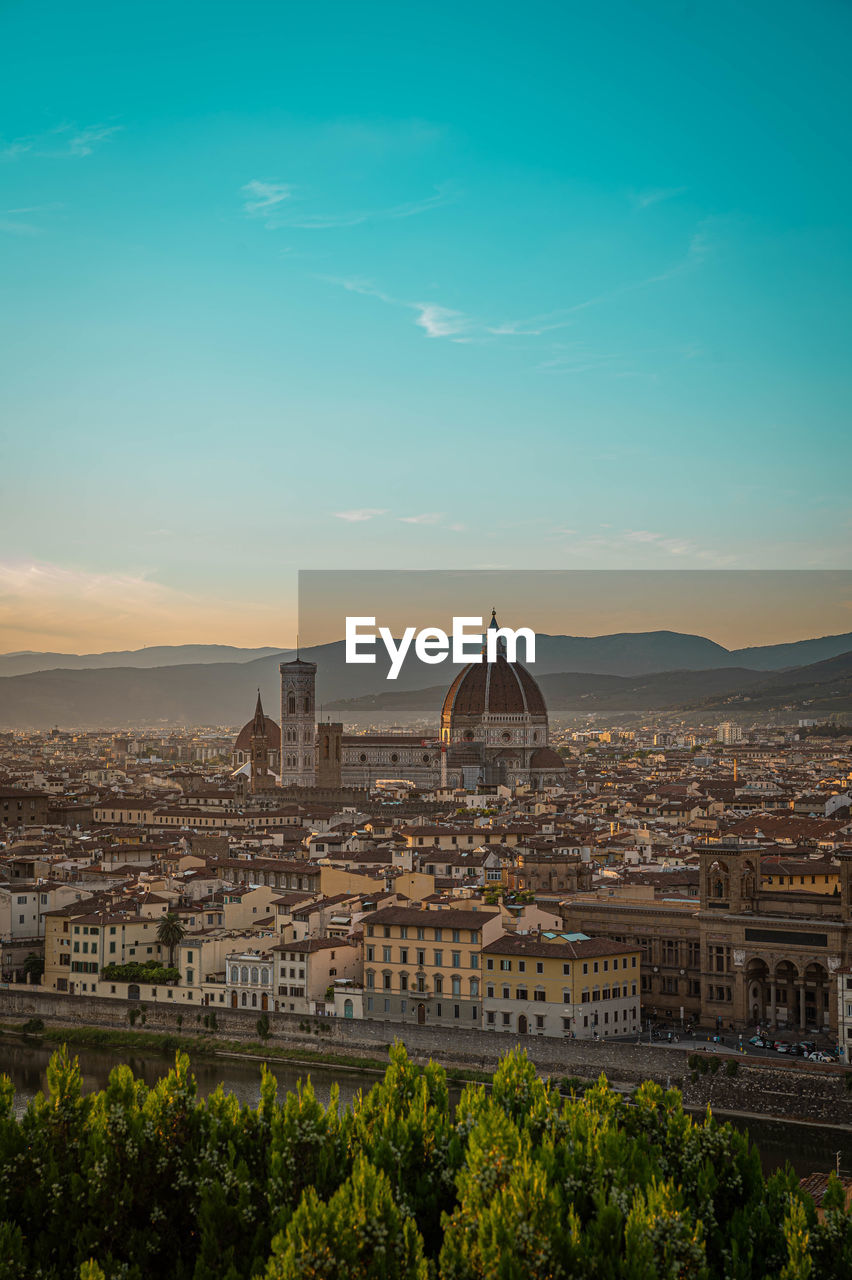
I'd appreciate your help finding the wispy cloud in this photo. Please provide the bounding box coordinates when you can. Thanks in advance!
[0,560,291,652]
[287,186,452,230]
[334,508,388,522]
[412,304,468,339]
[550,526,737,566]
[1,123,121,161]
[65,125,122,157]
[0,202,64,236]
[630,186,687,209]
[323,222,712,354]
[399,512,443,525]
[0,218,40,236]
[243,183,452,231]
[243,180,293,213]
[323,275,473,342]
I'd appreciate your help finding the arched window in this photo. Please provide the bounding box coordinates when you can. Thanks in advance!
[230,967,239,983]
[240,966,249,984]
[303,697,310,714]
[288,694,296,715]
[251,992,257,1007]
[241,992,247,1007]
[261,968,269,985]
[250,966,259,984]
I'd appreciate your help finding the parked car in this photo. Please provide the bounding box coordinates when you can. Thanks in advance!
[807,1051,833,1063]
[772,1042,790,1053]
[748,1036,765,1047]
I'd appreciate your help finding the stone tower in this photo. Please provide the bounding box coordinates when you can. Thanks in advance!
[249,690,276,793]
[280,656,317,787]
[316,721,343,788]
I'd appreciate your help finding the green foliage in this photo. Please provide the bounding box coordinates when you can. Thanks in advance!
[256,1012,271,1041]
[0,1041,841,1279]
[263,1154,428,1280]
[156,911,187,966]
[102,961,180,983]
[21,1017,44,1034]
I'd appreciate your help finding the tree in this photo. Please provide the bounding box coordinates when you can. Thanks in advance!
[263,1155,428,1280]
[156,912,186,966]
[22,953,44,983]
[0,1042,843,1279]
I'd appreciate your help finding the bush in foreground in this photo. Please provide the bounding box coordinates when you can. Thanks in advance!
[0,1043,849,1279]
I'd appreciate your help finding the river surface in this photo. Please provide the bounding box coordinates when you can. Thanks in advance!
[2,1038,851,1179]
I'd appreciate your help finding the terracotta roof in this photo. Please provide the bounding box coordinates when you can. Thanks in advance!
[482,933,640,960]
[441,653,546,721]
[234,715,281,752]
[363,906,498,928]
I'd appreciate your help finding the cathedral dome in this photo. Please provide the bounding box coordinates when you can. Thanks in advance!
[441,654,546,721]
[234,712,281,753]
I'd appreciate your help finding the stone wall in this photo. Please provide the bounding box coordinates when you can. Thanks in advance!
[2,986,851,1125]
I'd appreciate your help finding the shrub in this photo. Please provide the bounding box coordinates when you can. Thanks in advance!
[101,962,180,984]
[0,1043,839,1280]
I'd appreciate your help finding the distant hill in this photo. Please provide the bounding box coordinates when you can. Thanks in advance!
[323,665,772,723]
[2,632,852,729]
[0,644,283,678]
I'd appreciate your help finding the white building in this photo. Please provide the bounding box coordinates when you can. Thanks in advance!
[225,948,275,1011]
[717,722,744,745]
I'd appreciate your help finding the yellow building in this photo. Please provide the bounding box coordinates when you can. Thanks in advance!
[481,933,641,1040]
[43,906,169,994]
[762,857,839,894]
[362,905,502,1026]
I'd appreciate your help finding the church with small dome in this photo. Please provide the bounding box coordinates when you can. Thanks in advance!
[232,612,565,792]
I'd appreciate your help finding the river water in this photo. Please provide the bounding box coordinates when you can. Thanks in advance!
[2,1037,851,1179]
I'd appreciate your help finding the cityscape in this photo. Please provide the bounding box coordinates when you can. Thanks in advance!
[2,623,851,1056]
[3,0,851,1272]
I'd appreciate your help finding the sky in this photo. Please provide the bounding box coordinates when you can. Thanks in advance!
[1,0,850,652]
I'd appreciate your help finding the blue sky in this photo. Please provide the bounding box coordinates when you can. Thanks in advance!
[1,0,850,650]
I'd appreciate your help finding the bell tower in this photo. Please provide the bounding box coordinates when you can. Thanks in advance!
[280,656,317,787]
[249,690,275,793]
[317,721,343,788]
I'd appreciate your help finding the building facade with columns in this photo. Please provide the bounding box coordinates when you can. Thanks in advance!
[560,840,852,1035]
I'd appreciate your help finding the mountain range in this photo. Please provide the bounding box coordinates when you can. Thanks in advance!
[1,632,851,728]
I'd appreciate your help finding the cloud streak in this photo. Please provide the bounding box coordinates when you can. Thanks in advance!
[1,123,122,161]
[334,508,388,522]
[630,186,687,209]
[242,180,293,216]
[0,560,291,652]
[242,183,452,230]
